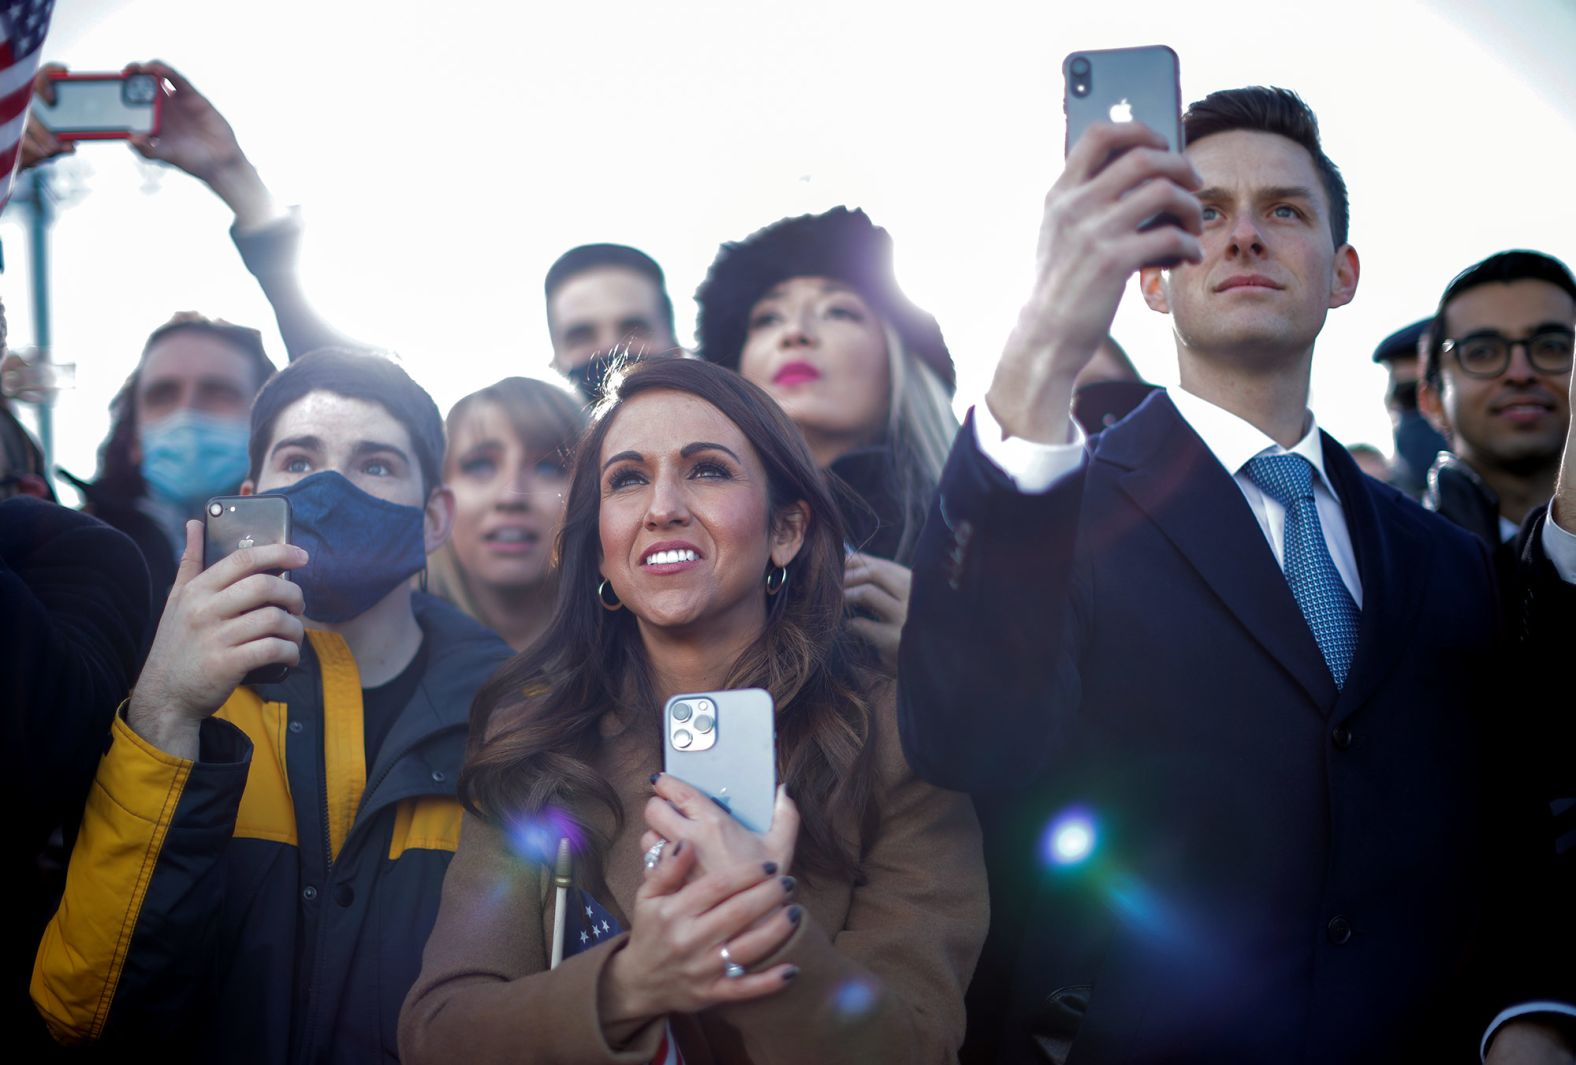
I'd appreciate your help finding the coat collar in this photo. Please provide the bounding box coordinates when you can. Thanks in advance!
[1098,392,1426,717]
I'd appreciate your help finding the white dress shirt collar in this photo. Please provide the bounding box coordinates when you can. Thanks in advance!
[1167,386,1336,499]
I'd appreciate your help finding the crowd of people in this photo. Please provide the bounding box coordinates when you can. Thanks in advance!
[3,53,1575,1065]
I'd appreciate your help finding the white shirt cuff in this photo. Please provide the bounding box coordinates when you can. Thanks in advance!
[1540,508,1576,585]
[970,402,1086,495]
[1481,1001,1576,1060]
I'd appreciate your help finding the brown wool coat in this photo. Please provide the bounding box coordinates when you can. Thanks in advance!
[397,687,988,1064]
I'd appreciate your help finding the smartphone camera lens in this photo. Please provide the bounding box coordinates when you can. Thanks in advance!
[1070,56,1092,98]
[693,713,714,734]
[673,728,693,749]
[208,502,223,517]
[671,700,693,723]
[123,75,156,106]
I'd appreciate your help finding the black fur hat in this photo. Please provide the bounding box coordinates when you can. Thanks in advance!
[694,207,955,395]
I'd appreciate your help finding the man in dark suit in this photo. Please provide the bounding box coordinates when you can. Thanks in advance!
[898,87,1576,1063]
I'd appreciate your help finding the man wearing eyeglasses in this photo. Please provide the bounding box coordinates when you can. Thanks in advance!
[1419,251,1575,550]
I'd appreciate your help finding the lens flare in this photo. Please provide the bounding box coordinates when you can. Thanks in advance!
[1042,807,1097,867]
[832,978,878,1018]
[505,807,582,867]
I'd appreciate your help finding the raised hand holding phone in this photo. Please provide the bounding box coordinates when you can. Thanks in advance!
[985,45,1204,447]
[128,520,307,759]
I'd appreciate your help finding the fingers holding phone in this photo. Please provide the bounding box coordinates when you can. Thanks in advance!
[987,45,1202,445]
[601,844,798,1032]
[128,517,307,759]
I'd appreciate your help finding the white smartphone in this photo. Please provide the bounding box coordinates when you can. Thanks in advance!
[662,688,776,833]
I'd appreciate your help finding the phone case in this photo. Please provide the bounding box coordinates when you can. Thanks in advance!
[204,495,293,685]
[37,72,163,141]
[662,689,776,833]
[1062,45,1181,157]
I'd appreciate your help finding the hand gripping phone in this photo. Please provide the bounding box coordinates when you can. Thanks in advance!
[662,688,776,833]
[1063,45,1185,266]
[204,495,292,686]
[35,71,164,141]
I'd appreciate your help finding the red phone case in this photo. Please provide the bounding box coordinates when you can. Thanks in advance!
[42,71,164,142]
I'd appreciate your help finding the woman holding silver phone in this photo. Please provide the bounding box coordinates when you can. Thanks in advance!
[399,357,986,1064]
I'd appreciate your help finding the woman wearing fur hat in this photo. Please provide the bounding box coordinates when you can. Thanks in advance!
[695,207,959,671]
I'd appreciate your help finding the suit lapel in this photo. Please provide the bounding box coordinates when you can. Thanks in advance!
[1322,434,1428,723]
[1105,394,1339,712]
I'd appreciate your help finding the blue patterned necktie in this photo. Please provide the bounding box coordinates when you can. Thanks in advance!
[1244,453,1361,688]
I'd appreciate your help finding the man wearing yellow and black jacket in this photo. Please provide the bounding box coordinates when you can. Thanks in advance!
[32,350,512,1063]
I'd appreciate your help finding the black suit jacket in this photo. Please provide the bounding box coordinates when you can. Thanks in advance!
[899,393,1560,1064]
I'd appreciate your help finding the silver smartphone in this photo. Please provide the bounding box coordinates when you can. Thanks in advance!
[662,688,776,833]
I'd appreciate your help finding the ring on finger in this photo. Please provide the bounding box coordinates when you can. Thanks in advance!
[642,838,668,871]
[720,944,746,980]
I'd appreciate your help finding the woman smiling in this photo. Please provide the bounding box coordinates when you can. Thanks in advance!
[399,358,986,1065]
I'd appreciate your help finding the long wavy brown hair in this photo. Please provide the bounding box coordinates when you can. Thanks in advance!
[461,357,878,884]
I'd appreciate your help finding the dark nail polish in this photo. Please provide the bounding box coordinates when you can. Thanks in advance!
[782,966,800,983]
[788,904,803,925]
[762,861,779,876]
[649,772,661,785]
[781,876,796,893]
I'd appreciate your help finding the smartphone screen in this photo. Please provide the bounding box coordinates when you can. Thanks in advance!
[35,74,161,139]
[204,495,293,685]
[662,689,776,833]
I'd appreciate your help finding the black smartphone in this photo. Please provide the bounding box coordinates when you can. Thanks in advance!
[204,495,293,686]
[662,689,776,833]
[1064,45,1185,266]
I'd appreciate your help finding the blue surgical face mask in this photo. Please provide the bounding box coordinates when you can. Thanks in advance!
[139,410,252,510]
[262,470,429,623]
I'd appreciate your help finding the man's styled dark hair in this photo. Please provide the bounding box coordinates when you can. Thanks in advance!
[542,243,676,336]
[1424,250,1576,389]
[247,348,446,496]
[1184,86,1349,249]
[94,313,278,501]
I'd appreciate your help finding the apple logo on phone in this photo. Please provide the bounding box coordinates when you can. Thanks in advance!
[1109,98,1135,123]
[238,535,255,549]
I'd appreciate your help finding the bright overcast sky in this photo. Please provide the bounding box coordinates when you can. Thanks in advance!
[5,0,1576,501]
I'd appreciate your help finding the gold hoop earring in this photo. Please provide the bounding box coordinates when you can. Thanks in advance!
[765,565,789,597]
[597,579,623,612]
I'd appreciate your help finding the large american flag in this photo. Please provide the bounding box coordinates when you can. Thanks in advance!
[0,0,54,210]
[563,886,685,1065]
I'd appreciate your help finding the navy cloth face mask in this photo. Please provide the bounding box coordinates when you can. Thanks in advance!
[262,470,428,623]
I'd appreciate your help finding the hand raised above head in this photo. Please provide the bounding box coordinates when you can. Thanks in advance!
[988,121,1204,445]
[123,61,247,183]
[129,520,308,758]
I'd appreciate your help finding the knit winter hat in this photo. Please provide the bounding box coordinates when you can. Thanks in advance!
[694,207,955,395]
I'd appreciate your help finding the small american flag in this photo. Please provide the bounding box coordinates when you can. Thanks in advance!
[563,886,685,1065]
[0,0,54,210]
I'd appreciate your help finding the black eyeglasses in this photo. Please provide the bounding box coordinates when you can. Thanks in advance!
[1440,327,1574,379]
